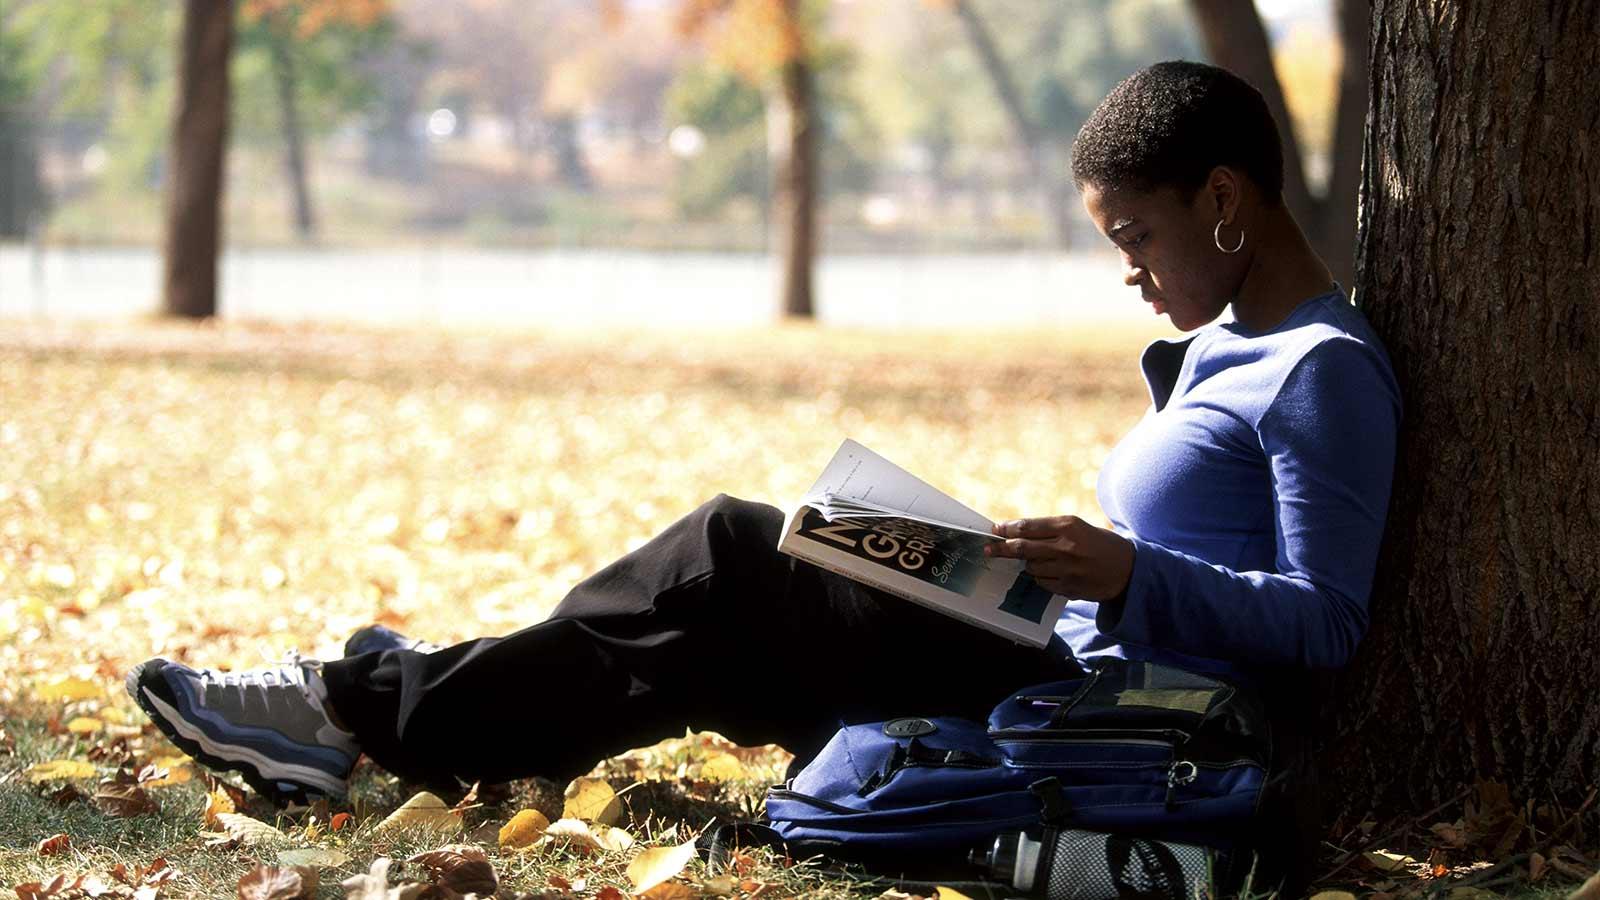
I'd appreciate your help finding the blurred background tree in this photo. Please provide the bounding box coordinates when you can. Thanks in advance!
[0,0,1356,319]
[0,23,48,238]
[1188,0,1364,286]
[235,0,397,241]
[672,0,831,318]
[163,0,234,318]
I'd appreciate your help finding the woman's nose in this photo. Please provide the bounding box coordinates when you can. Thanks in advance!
[1122,262,1145,287]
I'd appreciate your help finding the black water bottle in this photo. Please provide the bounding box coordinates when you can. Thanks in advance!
[969,829,1215,899]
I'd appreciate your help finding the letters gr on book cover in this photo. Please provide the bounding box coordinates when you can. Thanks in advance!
[777,440,1070,647]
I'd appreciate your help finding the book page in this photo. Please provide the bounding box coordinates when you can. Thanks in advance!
[800,439,994,533]
[804,495,1001,541]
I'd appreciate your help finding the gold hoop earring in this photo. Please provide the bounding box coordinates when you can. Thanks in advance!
[1214,219,1245,254]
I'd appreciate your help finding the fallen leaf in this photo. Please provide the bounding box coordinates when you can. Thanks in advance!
[701,874,737,896]
[373,790,461,835]
[66,716,104,735]
[596,888,626,900]
[1531,853,1547,882]
[499,809,551,849]
[24,759,98,782]
[278,848,350,869]
[628,841,699,894]
[14,875,75,900]
[700,753,744,782]
[215,812,290,846]
[36,833,70,855]
[127,857,178,888]
[1554,859,1598,881]
[639,884,695,900]
[1555,845,1590,863]
[563,777,622,825]
[46,783,86,805]
[936,888,976,900]
[545,817,635,853]
[1569,869,1600,900]
[548,874,572,890]
[407,845,499,895]
[330,811,352,832]
[203,786,237,828]
[1430,821,1468,848]
[95,780,159,817]
[1364,850,1419,873]
[34,677,104,702]
[340,858,396,900]
[237,864,318,899]
[138,760,192,787]
[1448,888,1502,900]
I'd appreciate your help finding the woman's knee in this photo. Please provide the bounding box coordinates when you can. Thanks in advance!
[698,493,785,548]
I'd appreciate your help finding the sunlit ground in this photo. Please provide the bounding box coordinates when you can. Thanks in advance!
[0,318,1159,896]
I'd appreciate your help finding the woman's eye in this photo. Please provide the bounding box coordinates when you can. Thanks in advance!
[1127,234,1148,249]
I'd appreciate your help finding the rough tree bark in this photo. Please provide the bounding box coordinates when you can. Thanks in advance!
[162,0,235,319]
[1324,0,1600,818]
[1187,0,1367,287]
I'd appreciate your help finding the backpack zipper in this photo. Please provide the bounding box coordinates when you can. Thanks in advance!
[1164,759,1199,811]
[988,726,1191,745]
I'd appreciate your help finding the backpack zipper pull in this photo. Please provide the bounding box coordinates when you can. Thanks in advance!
[1164,760,1197,811]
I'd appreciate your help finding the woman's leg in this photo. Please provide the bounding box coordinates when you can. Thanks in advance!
[321,494,1081,786]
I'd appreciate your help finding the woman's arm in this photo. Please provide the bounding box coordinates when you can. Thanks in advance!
[991,337,1401,669]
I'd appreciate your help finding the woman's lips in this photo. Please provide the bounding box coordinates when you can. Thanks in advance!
[1145,296,1167,315]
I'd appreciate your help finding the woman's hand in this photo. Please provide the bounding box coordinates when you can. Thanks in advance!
[983,516,1135,601]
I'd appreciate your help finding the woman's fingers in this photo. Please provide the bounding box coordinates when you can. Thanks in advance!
[995,516,1084,539]
[986,517,1134,602]
[986,536,1070,559]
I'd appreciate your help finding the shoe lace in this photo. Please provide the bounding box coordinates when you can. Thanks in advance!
[198,649,324,706]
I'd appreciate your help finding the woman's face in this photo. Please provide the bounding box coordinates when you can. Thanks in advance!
[1080,180,1239,332]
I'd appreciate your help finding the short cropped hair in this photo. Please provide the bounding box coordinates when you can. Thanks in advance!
[1070,60,1285,205]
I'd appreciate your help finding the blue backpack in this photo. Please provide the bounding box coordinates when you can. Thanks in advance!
[762,659,1278,881]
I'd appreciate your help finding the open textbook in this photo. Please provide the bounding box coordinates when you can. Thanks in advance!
[777,439,1069,647]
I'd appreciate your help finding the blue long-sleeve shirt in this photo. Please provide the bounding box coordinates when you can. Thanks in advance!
[1054,288,1402,681]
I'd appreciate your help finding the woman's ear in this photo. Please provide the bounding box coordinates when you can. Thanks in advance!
[1206,166,1241,224]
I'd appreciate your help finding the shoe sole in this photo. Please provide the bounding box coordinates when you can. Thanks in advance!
[125,660,344,808]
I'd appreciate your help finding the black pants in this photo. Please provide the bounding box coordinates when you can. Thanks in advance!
[321,494,1083,785]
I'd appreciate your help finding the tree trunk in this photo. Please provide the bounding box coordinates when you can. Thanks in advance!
[1187,0,1368,291]
[1317,0,1367,289]
[1186,0,1314,227]
[1325,0,1600,819]
[546,113,593,191]
[161,0,234,319]
[776,51,816,319]
[0,114,46,240]
[268,30,316,240]
[948,0,1077,248]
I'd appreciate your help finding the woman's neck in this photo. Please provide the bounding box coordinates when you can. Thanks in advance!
[1229,205,1336,332]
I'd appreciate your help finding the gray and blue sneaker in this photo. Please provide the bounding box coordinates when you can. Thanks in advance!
[343,623,442,657]
[125,652,359,806]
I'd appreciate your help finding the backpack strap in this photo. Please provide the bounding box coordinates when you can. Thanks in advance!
[697,822,788,875]
[696,821,1013,898]
[857,736,999,795]
[1030,777,1072,827]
